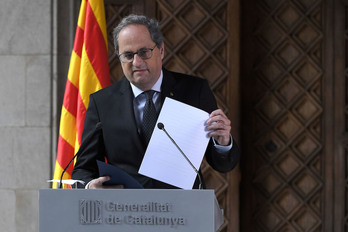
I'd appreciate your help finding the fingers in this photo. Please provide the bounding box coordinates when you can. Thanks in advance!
[206,109,231,146]
[89,176,110,189]
[89,176,125,189]
[206,109,231,129]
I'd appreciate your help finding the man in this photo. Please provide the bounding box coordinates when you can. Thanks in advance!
[72,14,240,189]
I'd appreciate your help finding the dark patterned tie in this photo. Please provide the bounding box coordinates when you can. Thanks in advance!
[141,90,158,146]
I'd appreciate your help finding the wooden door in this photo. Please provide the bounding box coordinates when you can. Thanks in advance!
[334,0,348,231]
[240,0,347,231]
[104,0,240,231]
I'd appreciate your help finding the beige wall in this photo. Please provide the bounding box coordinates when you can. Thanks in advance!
[0,1,77,231]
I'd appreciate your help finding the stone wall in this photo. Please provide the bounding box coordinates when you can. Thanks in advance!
[0,0,78,231]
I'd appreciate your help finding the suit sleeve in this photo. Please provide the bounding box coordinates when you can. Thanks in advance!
[71,94,106,187]
[199,79,240,173]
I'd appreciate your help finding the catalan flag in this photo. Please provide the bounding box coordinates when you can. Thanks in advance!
[52,0,110,188]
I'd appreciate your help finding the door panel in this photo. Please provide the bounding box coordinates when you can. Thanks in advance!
[240,0,325,231]
[104,1,240,231]
[241,0,348,231]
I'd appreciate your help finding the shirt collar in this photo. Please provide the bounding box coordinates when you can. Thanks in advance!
[130,70,163,98]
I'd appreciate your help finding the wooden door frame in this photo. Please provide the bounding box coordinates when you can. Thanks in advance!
[333,0,347,231]
[227,0,241,231]
[324,0,334,231]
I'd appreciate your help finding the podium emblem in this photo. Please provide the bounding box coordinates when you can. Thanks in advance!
[80,200,102,224]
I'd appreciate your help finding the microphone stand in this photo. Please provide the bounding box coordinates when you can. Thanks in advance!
[157,122,203,189]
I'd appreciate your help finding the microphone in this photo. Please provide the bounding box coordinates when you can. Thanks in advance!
[157,122,203,189]
[59,122,103,188]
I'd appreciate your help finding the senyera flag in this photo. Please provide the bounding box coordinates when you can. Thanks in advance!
[52,0,110,188]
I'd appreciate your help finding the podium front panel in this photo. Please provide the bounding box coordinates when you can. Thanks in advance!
[39,189,221,232]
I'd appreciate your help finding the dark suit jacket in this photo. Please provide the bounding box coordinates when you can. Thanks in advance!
[72,68,240,188]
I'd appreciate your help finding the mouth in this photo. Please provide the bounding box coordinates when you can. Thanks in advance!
[133,69,147,72]
[132,69,148,75]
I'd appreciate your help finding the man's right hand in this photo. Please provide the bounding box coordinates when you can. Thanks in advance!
[88,176,124,189]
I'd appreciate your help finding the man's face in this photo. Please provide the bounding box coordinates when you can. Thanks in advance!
[118,24,164,91]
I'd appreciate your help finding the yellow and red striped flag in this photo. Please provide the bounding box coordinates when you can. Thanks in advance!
[52,0,110,188]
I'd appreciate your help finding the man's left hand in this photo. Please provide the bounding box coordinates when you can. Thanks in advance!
[206,109,231,146]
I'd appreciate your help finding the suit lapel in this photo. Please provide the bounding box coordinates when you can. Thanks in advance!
[160,68,177,104]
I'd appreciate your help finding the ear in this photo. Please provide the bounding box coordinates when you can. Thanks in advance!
[160,43,165,59]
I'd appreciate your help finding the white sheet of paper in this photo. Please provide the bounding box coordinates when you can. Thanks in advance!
[138,97,211,189]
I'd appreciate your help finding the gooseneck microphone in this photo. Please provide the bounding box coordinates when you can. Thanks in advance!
[59,122,103,188]
[157,122,203,189]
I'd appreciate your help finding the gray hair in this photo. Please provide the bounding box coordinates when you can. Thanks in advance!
[113,14,163,53]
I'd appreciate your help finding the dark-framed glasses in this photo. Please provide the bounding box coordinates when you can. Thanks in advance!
[118,45,157,63]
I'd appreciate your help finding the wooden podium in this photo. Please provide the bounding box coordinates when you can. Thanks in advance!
[39,189,224,232]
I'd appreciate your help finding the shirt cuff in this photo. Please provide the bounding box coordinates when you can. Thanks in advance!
[212,135,233,153]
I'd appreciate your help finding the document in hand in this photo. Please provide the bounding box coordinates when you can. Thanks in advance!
[97,161,143,189]
[139,97,210,189]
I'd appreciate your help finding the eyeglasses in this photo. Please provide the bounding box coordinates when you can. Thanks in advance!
[118,45,157,63]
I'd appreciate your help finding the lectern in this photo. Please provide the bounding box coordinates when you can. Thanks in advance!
[39,189,224,232]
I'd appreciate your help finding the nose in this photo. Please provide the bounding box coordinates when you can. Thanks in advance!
[132,53,144,66]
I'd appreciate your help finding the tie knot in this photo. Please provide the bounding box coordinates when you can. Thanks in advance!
[143,90,155,100]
